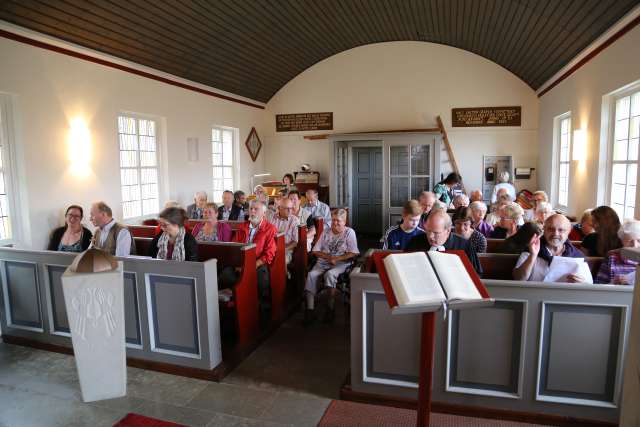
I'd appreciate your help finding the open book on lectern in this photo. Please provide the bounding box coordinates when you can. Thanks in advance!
[378,251,492,315]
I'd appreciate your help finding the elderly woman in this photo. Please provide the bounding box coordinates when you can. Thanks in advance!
[569,209,595,241]
[524,190,548,222]
[534,201,554,227]
[469,201,493,237]
[452,194,470,209]
[149,207,198,261]
[490,202,523,238]
[485,191,513,226]
[191,203,232,242]
[452,207,487,253]
[596,219,640,284]
[48,205,93,252]
[304,209,359,326]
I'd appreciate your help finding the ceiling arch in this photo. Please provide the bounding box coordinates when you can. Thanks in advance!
[1,0,638,103]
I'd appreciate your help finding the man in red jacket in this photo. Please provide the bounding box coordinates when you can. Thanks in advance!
[220,199,277,313]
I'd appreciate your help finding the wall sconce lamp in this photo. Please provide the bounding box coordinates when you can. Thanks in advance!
[572,129,587,161]
[68,117,92,176]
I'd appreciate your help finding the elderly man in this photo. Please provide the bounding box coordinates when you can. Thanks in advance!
[418,191,436,223]
[221,200,277,313]
[304,209,359,326]
[186,191,208,219]
[270,197,300,264]
[90,201,135,256]
[217,190,235,220]
[406,210,481,273]
[469,190,483,203]
[303,188,331,227]
[513,214,588,283]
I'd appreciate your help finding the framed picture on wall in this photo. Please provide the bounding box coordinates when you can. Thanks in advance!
[245,127,262,162]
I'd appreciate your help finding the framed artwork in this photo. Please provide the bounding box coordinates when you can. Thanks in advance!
[245,127,262,162]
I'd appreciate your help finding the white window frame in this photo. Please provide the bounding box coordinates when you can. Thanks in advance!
[211,125,239,203]
[0,94,25,245]
[602,80,640,220]
[551,112,572,211]
[117,112,164,222]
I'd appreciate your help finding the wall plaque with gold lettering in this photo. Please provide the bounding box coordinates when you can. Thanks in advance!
[276,112,333,132]
[452,106,521,127]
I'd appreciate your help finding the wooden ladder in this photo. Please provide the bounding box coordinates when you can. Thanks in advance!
[436,115,466,194]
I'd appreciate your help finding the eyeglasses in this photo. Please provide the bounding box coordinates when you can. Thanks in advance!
[158,221,171,228]
[66,214,82,219]
[426,230,447,238]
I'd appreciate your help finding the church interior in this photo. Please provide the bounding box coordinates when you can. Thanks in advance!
[1,1,640,426]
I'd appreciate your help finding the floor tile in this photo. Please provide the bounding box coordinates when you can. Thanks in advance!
[135,400,216,427]
[206,412,292,427]
[259,392,330,426]
[186,382,278,418]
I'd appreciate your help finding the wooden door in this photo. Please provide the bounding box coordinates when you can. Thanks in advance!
[352,147,383,234]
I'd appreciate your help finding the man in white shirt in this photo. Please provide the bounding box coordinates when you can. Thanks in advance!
[303,188,331,227]
[270,198,300,264]
[90,201,135,256]
[513,214,588,283]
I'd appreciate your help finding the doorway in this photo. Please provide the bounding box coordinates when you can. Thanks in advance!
[351,147,383,234]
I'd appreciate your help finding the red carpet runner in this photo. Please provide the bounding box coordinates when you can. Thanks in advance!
[318,400,546,427]
[113,413,188,427]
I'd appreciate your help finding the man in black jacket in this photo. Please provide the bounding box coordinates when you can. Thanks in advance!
[406,210,482,274]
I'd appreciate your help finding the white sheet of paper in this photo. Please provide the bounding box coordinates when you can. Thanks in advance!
[543,256,593,284]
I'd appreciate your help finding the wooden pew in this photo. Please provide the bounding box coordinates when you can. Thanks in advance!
[129,225,158,238]
[479,253,603,281]
[198,241,259,348]
[291,225,308,296]
[485,238,584,253]
[134,237,152,255]
[313,217,324,247]
[269,233,287,322]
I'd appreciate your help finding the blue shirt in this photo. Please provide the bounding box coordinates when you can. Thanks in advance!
[383,226,424,250]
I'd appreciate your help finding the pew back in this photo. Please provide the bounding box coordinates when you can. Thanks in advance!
[479,253,603,280]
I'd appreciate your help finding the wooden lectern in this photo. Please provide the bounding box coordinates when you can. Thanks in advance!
[372,250,492,427]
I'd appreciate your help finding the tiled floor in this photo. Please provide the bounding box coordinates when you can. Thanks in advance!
[0,305,350,427]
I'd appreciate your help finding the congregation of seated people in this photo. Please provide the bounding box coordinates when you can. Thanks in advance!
[378,174,639,286]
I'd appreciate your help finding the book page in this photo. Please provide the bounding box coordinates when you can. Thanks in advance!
[383,252,446,306]
[543,257,593,283]
[427,252,482,301]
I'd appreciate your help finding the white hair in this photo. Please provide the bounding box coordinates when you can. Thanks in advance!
[469,201,488,212]
[432,201,447,212]
[618,219,640,240]
[453,194,469,206]
[498,171,510,183]
[249,199,266,212]
[194,191,207,200]
[331,208,348,221]
[535,201,553,213]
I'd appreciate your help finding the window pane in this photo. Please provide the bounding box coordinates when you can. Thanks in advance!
[616,119,629,141]
[613,140,628,161]
[612,163,627,184]
[411,177,429,199]
[625,185,635,210]
[628,164,637,186]
[624,206,635,221]
[629,138,639,161]
[213,167,223,179]
[140,151,157,167]
[561,118,568,134]
[120,151,137,168]
[222,130,232,144]
[212,154,221,165]
[616,96,630,120]
[222,142,233,166]
[142,198,158,216]
[631,92,640,117]
[223,167,233,179]
[390,146,409,175]
[631,117,640,139]
[411,145,430,175]
[212,128,221,141]
[559,190,568,207]
[611,183,626,205]
[390,177,409,207]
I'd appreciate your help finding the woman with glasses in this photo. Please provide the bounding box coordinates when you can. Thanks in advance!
[191,202,232,242]
[490,202,523,238]
[148,207,198,261]
[47,205,93,252]
[452,207,487,254]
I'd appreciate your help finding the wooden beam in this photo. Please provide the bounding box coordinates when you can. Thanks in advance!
[303,127,440,140]
[436,115,466,193]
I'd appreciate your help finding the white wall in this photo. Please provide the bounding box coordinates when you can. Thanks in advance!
[538,24,640,217]
[263,41,539,197]
[0,37,265,250]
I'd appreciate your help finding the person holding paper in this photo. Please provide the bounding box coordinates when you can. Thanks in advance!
[513,214,587,283]
[406,210,482,274]
[304,209,359,326]
[595,219,640,284]
[382,200,424,250]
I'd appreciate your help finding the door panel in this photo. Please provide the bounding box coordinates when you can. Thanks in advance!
[352,147,383,234]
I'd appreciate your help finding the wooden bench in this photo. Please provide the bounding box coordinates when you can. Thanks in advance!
[129,225,158,238]
[479,253,603,281]
[485,238,584,253]
[291,225,308,297]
